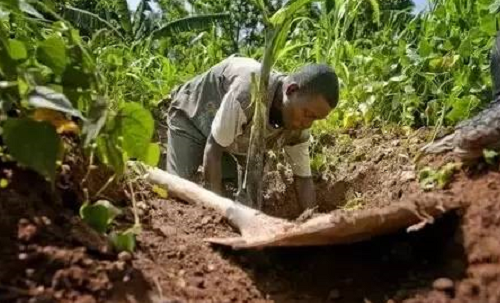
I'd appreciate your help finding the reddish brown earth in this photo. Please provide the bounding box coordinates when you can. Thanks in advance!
[1,128,500,302]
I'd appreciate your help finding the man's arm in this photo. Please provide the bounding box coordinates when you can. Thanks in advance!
[284,133,316,211]
[203,135,224,194]
[294,176,316,211]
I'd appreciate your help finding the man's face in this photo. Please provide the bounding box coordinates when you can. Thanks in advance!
[281,83,332,130]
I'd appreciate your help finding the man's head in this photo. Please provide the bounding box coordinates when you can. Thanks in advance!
[281,64,339,130]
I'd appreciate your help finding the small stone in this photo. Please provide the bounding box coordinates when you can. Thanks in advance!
[35,286,45,294]
[328,289,341,300]
[118,251,133,262]
[123,275,131,282]
[19,218,29,225]
[206,264,216,272]
[201,216,211,225]
[433,278,454,291]
[177,278,187,288]
[18,253,28,260]
[115,261,126,271]
[400,171,416,183]
[137,201,147,210]
[41,216,52,226]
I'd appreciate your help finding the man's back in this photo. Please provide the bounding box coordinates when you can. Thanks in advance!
[169,57,265,138]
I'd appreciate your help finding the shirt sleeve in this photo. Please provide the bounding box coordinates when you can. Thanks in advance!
[211,82,248,147]
[284,135,312,177]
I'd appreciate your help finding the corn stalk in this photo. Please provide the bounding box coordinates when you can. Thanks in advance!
[243,0,314,209]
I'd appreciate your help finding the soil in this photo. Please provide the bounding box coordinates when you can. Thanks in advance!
[2,127,500,302]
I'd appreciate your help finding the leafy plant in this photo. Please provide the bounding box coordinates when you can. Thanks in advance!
[244,0,316,208]
[483,149,499,165]
[418,162,462,191]
[80,200,122,233]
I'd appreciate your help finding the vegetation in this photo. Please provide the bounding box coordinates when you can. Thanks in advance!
[1,0,500,250]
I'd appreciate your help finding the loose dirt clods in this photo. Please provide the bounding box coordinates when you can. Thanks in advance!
[2,128,500,302]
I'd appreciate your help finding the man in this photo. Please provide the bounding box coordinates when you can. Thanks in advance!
[162,56,339,211]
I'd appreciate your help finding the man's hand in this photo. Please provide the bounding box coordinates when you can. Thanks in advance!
[294,176,316,211]
[203,135,224,194]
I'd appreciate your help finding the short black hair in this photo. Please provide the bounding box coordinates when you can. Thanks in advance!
[286,64,339,108]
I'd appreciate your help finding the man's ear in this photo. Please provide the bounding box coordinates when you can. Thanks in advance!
[285,83,299,96]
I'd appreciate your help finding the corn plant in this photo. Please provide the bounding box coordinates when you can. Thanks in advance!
[243,0,315,209]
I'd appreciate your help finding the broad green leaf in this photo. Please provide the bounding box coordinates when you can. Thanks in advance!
[3,118,60,183]
[96,135,125,175]
[109,230,136,252]
[143,143,160,166]
[446,96,480,125]
[80,203,110,233]
[480,14,497,36]
[483,149,499,165]
[37,35,68,75]
[458,37,472,58]
[418,39,432,58]
[8,39,26,60]
[80,200,122,233]
[28,86,84,119]
[115,102,154,160]
[0,36,17,78]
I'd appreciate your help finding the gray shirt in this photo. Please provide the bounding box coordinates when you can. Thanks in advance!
[169,56,312,176]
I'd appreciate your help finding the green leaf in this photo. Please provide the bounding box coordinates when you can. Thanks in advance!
[270,0,314,26]
[480,14,497,36]
[0,0,19,10]
[389,75,407,82]
[62,66,91,89]
[152,13,229,39]
[3,118,60,183]
[115,102,154,160]
[116,0,132,34]
[483,149,499,165]
[418,39,432,58]
[0,36,17,78]
[80,200,122,234]
[28,86,84,119]
[8,39,27,60]
[82,96,108,147]
[143,143,160,166]
[20,1,43,19]
[366,0,380,26]
[96,134,125,175]
[109,230,136,253]
[152,185,168,198]
[490,0,500,13]
[445,96,480,125]
[37,35,68,75]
